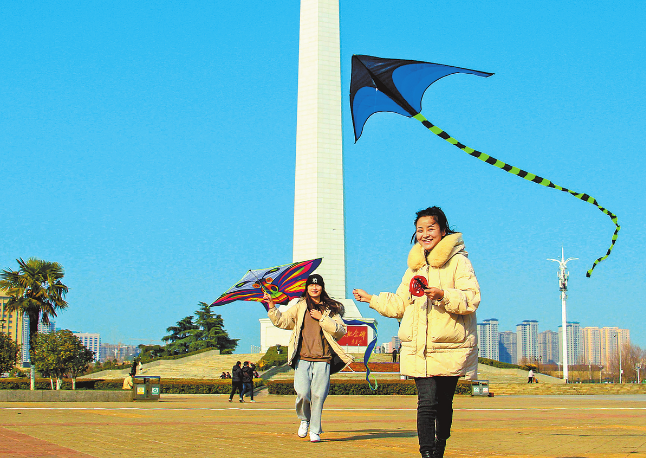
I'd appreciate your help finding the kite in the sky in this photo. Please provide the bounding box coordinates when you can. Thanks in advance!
[350,54,620,277]
[211,258,322,310]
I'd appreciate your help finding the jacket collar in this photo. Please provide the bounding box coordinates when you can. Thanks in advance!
[407,233,466,270]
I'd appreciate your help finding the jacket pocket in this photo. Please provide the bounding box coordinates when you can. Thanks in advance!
[429,311,466,343]
[397,308,415,342]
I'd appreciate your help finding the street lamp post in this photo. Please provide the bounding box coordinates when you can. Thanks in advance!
[614,332,623,384]
[637,364,642,384]
[548,248,577,384]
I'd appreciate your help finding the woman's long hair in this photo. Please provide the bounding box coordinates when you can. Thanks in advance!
[301,287,344,318]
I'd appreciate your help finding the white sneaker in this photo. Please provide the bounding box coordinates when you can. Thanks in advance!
[310,432,320,443]
[298,421,309,438]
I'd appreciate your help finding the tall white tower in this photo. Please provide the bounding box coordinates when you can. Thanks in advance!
[293,0,346,299]
[259,0,375,352]
[548,248,577,383]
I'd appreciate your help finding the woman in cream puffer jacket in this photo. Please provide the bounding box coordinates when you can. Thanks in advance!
[353,206,480,458]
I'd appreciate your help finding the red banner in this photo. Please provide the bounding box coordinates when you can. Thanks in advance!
[337,325,368,346]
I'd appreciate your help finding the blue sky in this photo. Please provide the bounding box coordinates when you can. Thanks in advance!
[2,1,644,353]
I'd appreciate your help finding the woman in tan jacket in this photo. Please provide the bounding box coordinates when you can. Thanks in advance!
[353,206,480,458]
[265,274,352,443]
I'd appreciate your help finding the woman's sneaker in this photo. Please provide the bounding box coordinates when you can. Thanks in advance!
[310,432,321,443]
[298,421,309,438]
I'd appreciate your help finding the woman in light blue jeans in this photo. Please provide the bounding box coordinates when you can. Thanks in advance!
[265,274,352,443]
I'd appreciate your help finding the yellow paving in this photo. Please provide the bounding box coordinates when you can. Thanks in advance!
[1,393,645,457]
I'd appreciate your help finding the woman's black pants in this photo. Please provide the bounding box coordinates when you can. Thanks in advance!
[414,376,459,454]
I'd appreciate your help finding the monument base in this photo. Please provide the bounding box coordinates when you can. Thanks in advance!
[259,298,376,354]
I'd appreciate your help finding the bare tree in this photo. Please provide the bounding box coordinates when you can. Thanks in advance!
[607,343,643,383]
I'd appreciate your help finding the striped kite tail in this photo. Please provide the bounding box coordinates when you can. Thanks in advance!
[412,113,620,277]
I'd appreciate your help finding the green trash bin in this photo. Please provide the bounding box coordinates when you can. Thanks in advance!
[471,379,489,396]
[133,376,161,401]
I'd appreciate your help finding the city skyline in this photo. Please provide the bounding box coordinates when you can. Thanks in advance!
[477,317,630,368]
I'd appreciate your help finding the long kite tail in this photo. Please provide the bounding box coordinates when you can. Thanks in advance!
[412,113,620,277]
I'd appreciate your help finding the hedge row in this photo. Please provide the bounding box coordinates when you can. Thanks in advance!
[0,378,264,394]
[341,362,399,372]
[267,379,472,396]
[158,378,264,394]
[478,358,522,370]
[0,378,124,390]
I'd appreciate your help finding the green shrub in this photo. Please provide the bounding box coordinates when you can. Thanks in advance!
[0,377,264,393]
[266,379,471,395]
[256,346,288,371]
[159,378,264,394]
[478,358,522,370]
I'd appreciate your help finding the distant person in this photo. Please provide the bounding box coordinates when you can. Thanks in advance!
[122,374,133,390]
[226,372,231,379]
[265,274,352,443]
[241,361,255,402]
[220,372,227,379]
[528,369,534,384]
[354,206,480,458]
[130,359,137,377]
[392,348,398,363]
[229,361,243,402]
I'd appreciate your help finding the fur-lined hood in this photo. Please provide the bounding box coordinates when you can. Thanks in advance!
[407,233,467,270]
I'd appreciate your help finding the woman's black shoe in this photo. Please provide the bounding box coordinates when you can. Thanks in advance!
[420,451,433,458]
[433,439,446,458]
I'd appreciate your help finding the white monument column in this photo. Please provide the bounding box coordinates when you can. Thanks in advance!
[259,0,376,352]
[293,0,346,299]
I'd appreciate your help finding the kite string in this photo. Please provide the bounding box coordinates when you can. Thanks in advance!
[412,113,620,277]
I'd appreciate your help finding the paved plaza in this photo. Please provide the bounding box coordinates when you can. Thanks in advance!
[1,393,645,457]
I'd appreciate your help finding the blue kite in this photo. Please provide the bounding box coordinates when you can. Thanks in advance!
[350,54,619,277]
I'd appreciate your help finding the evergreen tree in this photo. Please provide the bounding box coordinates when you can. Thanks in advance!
[162,316,198,355]
[192,302,238,354]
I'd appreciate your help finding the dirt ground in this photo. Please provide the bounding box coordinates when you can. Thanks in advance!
[1,393,645,457]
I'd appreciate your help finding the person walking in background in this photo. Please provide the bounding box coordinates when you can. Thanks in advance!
[528,369,534,383]
[241,361,255,402]
[265,274,353,443]
[354,207,480,458]
[392,348,398,363]
[229,361,243,403]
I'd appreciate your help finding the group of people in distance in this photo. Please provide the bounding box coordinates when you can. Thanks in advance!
[263,206,480,458]
[228,360,257,403]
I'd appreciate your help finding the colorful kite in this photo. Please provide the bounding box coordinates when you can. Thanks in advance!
[350,54,620,277]
[211,258,322,310]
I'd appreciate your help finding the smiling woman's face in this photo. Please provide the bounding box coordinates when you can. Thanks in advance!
[416,216,446,251]
[307,283,322,300]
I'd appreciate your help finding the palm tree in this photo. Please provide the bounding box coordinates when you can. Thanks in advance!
[0,258,68,389]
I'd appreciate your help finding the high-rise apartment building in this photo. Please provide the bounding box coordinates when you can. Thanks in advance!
[538,330,559,364]
[73,332,101,361]
[499,331,517,364]
[477,319,499,360]
[0,289,28,366]
[600,327,630,368]
[37,320,56,334]
[516,320,539,364]
[558,321,582,365]
[581,327,602,365]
